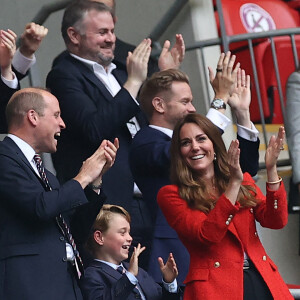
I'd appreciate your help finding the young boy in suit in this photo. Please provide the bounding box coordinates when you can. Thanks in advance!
[80,204,180,300]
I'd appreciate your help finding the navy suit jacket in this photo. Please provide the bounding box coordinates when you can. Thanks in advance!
[47,53,147,210]
[80,260,180,300]
[0,68,25,133]
[0,137,105,300]
[129,126,260,285]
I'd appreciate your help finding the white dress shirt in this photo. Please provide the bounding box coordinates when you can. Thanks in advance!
[70,53,142,194]
[1,49,36,89]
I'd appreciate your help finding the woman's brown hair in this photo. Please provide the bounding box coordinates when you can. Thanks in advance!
[170,113,258,213]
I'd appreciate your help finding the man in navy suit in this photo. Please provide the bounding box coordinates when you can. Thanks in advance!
[0,87,118,299]
[129,64,260,286]
[46,1,184,268]
[80,204,180,300]
[52,0,160,76]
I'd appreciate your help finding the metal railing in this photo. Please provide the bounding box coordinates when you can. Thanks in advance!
[185,2,300,171]
[186,27,300,143]
[29,0,298,169]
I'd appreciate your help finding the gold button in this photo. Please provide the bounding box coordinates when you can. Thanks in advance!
[254,232,258,236]
[250,208,253,213]
[229,214,233,218]
[262,255,267,261]
[214,262,220,268]
[225,221,230,225]
[274,205,278,209]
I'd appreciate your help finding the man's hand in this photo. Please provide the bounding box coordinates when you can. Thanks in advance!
[158,253,178,283]
[208,51,240,103]
[158,34,185,71]
[228,68,252,128]
[74,138,119,189]
[0,29,17,80]
[19,23,48,58]
[124,39,151,98]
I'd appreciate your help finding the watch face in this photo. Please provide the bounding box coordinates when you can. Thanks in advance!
[211,99,225,109]
[214,99,222,107]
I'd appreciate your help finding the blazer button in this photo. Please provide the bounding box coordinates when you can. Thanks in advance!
[225,220,230,225]
[254,232,258,237]
[214,262,220,268]
[262,255,267,261]
[250,208,253,213]
[59,236,65,241]
[62,257,67,262]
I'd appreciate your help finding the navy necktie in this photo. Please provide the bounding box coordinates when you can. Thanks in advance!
[117,265,125,274]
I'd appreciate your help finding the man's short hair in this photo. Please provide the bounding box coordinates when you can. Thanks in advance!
[139,69,190,120]
[6,88,47,129]
[61,1,114,45]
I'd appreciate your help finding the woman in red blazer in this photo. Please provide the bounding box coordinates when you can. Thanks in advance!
[157,113,292,300]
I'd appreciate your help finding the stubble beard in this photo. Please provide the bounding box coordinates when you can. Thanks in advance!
[97,51,114,67]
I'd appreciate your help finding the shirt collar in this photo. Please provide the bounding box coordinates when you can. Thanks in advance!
[70,53,117,74]
[7,134,36,163]
[149,125,173,138]
[94,259,124,270]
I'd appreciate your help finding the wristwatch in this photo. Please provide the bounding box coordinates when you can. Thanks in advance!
[210,98,226,110]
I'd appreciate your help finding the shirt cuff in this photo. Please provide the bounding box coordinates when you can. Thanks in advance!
[12,48,36,75]
[162,278,178,293]
[237,122,259,141]
[1,73,18,89]
[206,108,231,131]
[125,270,138,285]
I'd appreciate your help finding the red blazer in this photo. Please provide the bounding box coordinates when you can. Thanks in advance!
[157,173,292,300]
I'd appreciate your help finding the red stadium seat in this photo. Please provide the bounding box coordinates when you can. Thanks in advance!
[215,0,300,122]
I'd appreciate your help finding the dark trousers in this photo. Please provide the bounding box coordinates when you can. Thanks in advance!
[243,260,273,300]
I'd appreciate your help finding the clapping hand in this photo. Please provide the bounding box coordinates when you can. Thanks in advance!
[265,126,285,171]
[125,39,151,97]
[158,253,178,283]
[128,243,146,277]
[19,23,48,58]
[0,29,17,79]
[208,51,240,102]
[228,68,252,128]
[227,139,243,183]
[158,34,185,70]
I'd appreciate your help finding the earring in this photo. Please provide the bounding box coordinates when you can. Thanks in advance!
[214,153,217,161]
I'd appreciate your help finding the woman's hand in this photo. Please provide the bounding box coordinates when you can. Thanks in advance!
[265,126,285,191]
[224,140,243,205]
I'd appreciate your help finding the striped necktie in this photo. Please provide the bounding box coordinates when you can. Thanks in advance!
[33,154,84,278]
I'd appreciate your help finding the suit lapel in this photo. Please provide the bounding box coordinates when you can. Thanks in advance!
[2,137,53,190]
[112,68,127,86]
[66,55,115,102]
[90,260,122,280]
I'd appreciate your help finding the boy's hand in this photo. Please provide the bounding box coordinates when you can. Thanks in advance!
[128,243,146,277]
[158,252,178,283]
